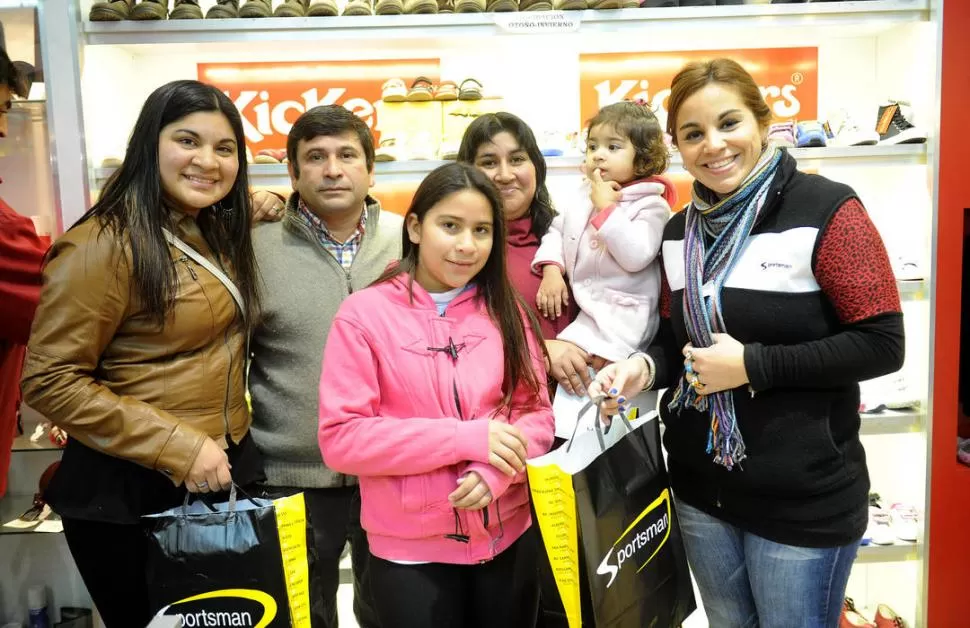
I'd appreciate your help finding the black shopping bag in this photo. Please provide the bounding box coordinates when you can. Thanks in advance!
[528,400,696,628]
[143,485,311,628]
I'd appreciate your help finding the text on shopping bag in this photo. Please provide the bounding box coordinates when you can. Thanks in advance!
[154,589,277,628]
[596,488,672,588]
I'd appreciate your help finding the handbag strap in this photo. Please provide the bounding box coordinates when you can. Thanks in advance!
[162,228,244,314]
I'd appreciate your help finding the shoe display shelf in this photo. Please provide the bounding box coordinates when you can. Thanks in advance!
[80,0,929,49]
[91,144,930,186]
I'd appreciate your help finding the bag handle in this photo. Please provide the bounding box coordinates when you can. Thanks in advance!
[566,395,636,453]
[179,483,258,520]
[162,228,245,314]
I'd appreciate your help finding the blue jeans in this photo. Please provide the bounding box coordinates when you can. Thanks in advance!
[676,500,859,628]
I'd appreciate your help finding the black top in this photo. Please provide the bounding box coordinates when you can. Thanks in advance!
[649,151,904,547]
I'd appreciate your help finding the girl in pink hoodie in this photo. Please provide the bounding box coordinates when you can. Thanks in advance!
[318,162,555,627]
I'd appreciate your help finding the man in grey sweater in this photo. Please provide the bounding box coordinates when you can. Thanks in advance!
[249,105,402,628]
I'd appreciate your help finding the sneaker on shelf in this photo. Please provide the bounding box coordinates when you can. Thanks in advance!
[874,603,906,628]
[867,507,896,546]
[841,609,877,628]
[407,132,436,161]
[826,109,880,147]
[767,121,796,147]
[438,138,461,160]
[796,121,827,148]
[876,101,927,145]
[892,256,923,281]
[375,136,404,162]
[889,503,919,543]
[859,371,920,413]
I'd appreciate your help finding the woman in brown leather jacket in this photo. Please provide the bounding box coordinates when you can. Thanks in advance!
[20,80,262,628]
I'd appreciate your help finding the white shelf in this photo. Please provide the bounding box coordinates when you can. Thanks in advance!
[91,144,928,187]
[856,542,919,564]
[860,408,924,435]
[81,1,929,50]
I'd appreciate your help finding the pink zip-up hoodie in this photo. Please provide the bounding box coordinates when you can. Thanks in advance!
[318,275,555,564]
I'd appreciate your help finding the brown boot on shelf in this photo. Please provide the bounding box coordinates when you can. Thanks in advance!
[486,0,517,10]
[239,0,273,17]
[89,0,134,20]
[130,0,169,19]
[206,0,239,16]
[170,0,203,18]
[275,0,308,16]
[375,0,404,13]
[454,0,485,11]
[307,0,340,16]
[343,0,373,15]
[404,0,438,13]
[519,0,552,9]
[205,0,239,20]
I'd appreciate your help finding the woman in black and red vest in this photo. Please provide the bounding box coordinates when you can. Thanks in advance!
[590,58,904,628]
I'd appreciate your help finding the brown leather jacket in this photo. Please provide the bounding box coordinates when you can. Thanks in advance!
[21,212,249,487]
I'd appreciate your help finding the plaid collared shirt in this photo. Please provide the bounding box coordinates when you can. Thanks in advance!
[296,199,367,271]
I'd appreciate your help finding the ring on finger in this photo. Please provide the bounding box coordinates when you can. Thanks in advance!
[195,480,209,489]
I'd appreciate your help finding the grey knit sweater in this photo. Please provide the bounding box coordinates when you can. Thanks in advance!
[249,194,403,488]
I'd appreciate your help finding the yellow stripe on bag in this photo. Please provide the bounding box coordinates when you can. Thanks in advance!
[274,493,311,628]
[527,464,582,628]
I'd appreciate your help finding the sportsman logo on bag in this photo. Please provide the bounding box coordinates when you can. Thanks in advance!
[596,489,672,588]
[152,588,277,628]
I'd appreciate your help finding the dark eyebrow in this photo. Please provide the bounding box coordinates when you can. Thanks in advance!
[174,129,236,145]
[677,109,743,132]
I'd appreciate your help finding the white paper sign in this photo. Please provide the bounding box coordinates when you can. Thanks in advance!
[493,11,582,35]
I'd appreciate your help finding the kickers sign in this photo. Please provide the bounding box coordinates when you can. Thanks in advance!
[579,48,818,129]
[198,59,440,156]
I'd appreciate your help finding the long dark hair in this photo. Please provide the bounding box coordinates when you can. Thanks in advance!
[457,112,556,241]
[76,80,260,330]
[376,163,546,410]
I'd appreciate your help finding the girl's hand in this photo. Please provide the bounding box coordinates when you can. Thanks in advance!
[536,266,570,320]
[683,334,749,395]
[590,168,622,212]
[449,472,492,511]
[487,421,528,477]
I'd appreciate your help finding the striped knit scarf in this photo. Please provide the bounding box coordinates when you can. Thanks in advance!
[668,145,783,471]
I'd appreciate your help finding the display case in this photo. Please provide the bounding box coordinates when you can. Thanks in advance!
[6,0,967,625]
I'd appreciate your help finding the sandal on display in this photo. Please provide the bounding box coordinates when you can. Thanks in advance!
[239,0,273,16]
[486,0,518,11]
[308,0,340,15]
[376,0,405,13]
[404,0,439,13]
[408,132,436,161]
[275,0,309,16]
[437,0,455,12]
[130,0,169,19]
[254,149,283,164]
[458,78,483,100]
[89,0,134,20]
[343,0,373,15]
[381,78,408,102]
[455,0,485,11]
[206,0,239,17]
[553,0,587,9]
[519,0,552,9]
[170,0,203,18]
[433,80,459,101]
[407,76,435,101]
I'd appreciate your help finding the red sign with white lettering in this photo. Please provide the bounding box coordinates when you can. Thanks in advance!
[198,59,441,156]
[579,48,818,130]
